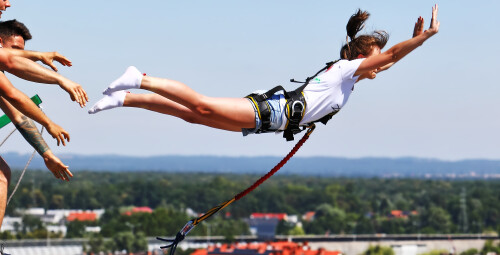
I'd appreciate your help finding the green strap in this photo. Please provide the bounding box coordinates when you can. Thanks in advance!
[0,95,42,129]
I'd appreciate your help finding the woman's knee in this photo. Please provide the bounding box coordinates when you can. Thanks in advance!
[192,97,215,116]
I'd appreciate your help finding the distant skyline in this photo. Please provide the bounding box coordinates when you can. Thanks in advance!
[3,152,500,179]
[0,1,498,161]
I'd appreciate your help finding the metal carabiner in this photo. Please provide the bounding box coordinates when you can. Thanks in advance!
[291,100,304,117]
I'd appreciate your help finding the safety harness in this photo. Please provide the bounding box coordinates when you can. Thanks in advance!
[246,60,339,141]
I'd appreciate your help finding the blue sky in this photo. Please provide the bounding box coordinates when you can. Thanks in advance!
[0,1,498,161]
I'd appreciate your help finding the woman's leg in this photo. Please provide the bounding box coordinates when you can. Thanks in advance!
[99,66,256,129]
[139,76,255,128]
[124,93,246,132]
[89,91,256,131]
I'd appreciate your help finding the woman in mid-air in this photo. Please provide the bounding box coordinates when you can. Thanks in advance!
[89,5,439,140]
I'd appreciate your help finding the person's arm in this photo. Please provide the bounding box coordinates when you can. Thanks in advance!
[355,4,440,76]
[0,72,70,146]
[0,97,72,181]
[0,49,72,71]
[374,16,425,75]
[0,49,88,107]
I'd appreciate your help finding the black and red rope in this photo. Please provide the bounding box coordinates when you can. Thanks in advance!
[157,124,316,254]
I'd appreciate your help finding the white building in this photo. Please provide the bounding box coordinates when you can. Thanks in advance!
[0,216,22,232]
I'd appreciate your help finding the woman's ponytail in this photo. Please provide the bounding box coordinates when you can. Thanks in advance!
[346,9,370,41]
[340,9,389,60]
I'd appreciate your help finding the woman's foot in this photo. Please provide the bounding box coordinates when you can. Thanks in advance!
[88,91,127,114]
[103,66,143,95]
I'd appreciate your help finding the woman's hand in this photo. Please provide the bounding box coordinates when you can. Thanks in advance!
[413,16,424,37]
[426,4,440,35]
[414,4,439,38]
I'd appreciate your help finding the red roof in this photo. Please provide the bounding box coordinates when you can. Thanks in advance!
[303,211,315,221]
[250,213,287,221]
[67,212,97,222]
[123,206,153,216]
[391,210,404,218]
[192,241,342,255]
[390,210,418,219]
[133,207,153,213]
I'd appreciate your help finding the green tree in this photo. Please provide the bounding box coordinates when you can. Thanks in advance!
[481,240,500,255]
[0,231,14,240]
[132,231,148,253]
[419,250,450,255]
[362,245,394,255]
[112,231,147,253]
[87,234,108,254]
[21,215,43,234]
[276,220,294,235]
[113,231,135,252]
[288,225,305,235]
[422,206,453,233]
[66,220,87,238]
[459,248,478,255]
[304,204,347,234]
[49,194,64,209]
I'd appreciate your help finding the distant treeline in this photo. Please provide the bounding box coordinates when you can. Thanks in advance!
[6,170,500,235]
[4,152,500,177]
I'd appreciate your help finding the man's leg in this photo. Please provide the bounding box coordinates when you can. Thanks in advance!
[0,156,10,228]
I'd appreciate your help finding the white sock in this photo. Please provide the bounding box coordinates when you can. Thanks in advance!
[88,91,127,114]
[103,66,143,95]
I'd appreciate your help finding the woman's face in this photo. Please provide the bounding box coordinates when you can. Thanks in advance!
[368,46,381,57]
[363,46,381,79]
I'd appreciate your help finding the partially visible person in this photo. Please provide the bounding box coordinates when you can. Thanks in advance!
[0,20,73,232]
[0,0,88,108]
[0,0,85,148]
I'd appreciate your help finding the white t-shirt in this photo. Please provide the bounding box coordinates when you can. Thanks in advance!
[287,58,364,128]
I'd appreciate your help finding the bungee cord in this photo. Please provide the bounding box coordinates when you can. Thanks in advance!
[0,128,16,148]
[157,124,316,255]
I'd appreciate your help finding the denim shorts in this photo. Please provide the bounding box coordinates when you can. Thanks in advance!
[242,93,285,136]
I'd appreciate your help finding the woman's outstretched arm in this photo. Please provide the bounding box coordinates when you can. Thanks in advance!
[375,15,425,74]
[355,4,440,76]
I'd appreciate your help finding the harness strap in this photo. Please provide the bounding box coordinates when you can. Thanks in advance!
[246,85,288,133]
[246,60,340,141]
[246,95,272,132]
[291,60,337,92]
[283,60,338,141]
[283,90,306,141]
